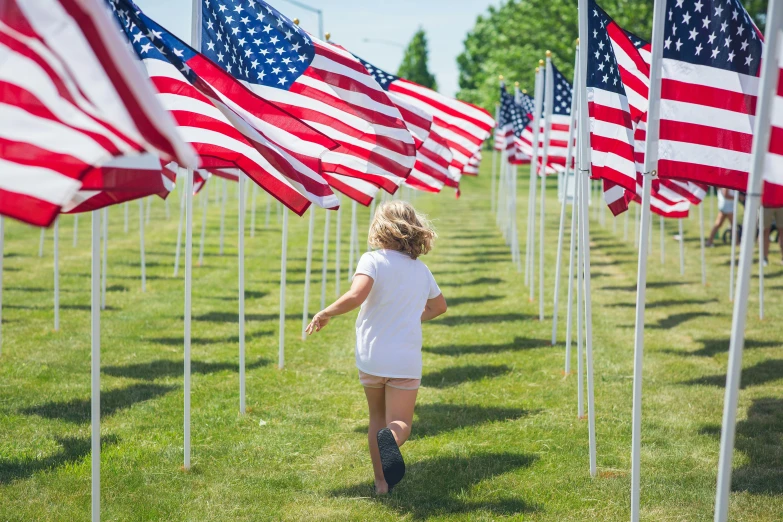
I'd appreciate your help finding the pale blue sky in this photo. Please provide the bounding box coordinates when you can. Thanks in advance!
[133,0,498,97]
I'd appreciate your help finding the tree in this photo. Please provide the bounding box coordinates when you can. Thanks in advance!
[398,29,438,90]
[457,0,768,114]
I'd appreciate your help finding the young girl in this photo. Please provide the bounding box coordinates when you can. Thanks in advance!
[305,201,447,494]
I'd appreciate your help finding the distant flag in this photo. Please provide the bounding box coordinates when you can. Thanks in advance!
[199,0,417,195]
[586,0,638,192]
[463,151,482,176]
[0,0,196,226]
[355,56,495,174]
[657,0,763,191]
[763,33,783,207]
[538,62,574,174]
[513,87,536,165]
[110,0,340,215]
[497,83,533,165]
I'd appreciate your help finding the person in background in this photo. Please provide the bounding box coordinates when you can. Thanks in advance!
[306,201,447,495]
[762,206,783,266]
[706,188,737,247]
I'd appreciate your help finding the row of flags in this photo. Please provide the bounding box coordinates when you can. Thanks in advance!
[0,0,496,228]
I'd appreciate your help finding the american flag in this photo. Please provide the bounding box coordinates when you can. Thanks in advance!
[199,0,416,196]
[658,0,763,191]
[496,83,530,166]
[0,0,196,227]
[64,155,177,214]
[462,151,482,176]
[512,87,536,165]
[539,62,574,174]
[586,0,638,192]
[407,132,454,194]
[110,0,340,215]
[355,52,495,175]
[763,32,783,207]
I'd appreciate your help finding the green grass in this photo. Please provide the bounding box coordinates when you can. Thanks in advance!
[0,164,781,521]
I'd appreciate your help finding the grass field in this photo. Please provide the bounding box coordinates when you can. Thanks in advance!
[0,161,781,521]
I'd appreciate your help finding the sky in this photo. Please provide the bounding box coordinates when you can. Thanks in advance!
[133,0,498,97]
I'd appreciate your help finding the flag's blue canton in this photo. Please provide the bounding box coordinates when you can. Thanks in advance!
[663,0,762,77]
[550,64,573,115]
[200,0,315,90]
[515,90,535,121]
[109,0,198,82]
[355,57,399,92]
[587,0,626,95]
[623,29,649,50]
[499,84,529,138]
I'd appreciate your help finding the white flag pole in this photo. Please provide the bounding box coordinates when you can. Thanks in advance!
[700,201,707,286]
[660,216,665,265]
[279,209,289,369]
[54,218,59,332]
[101,208,108,310]
[302,207,316,340]
[184,169,194,471]
[729,192,739,301]
[491,104,500,216]
[321,209,331,309]
[576,173,585,418]
[198,183,209,267]
[629,0,667,515]
[564,125,579,373]
[539,53,555,322]
[250,183,258,238]
[335,199,342,297]
[174,179,187,277]
[219,178,227,256]
[552,45,579,345]
[715,4,780,519]
[512,165,523,273]
[349,200,357,282]
[759,206,765,320]
[528,65,544,302]
[139,199,146,292]
[679,219,685,276]
[90,209,101,522]
[238,173,246,414]
[498,148,507,229]
[73,215,79,247]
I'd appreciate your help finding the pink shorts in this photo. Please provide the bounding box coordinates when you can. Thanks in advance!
[358,370,421,390]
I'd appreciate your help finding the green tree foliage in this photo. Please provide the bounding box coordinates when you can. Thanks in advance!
[398,29,438,90]
[457,0,768,114]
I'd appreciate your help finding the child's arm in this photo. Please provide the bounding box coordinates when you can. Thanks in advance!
[305,275,374,335]
[421,294,447,322]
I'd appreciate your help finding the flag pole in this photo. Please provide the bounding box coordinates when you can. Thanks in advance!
[715,3,780,518]
[700,201,707,285]
[759,206,765,320]
[101,208,108,310]
[679,219,685,276]
[349,200,357,282]
[174,178,187,277]
[90,209,101,522]
[302,207,316,340]
[660,216,665,265]
[251,183,258,238]
[73,215,79,247]
[279,209,289,369]
[54,218,60,332]
[629,0,667,516]
[491,103,499,216]
[576,168,585,418]
[553,45,579,345]
[219,178,227,256]
[139,199,146,292]
[198,182,209,267]
[563,65,579,371]
[539,52,554,322]
[239,173,246,414]
[320,209,330,309]
[527,65,544,301]
[512,165,523,273]
[729,192,739,301]
[335,199,342,297]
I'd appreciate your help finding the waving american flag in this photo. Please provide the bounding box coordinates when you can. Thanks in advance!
[763,32,783,207]
[199,0,416,195]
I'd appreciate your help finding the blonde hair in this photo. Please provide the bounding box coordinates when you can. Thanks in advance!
[368,201,436,260]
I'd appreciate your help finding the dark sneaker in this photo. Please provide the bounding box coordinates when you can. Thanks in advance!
[377,428,405,488]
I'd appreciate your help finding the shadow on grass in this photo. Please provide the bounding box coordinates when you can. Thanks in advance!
[422,365,511,388]
[424,337,550,356]
[22,383,176,424]
[354,404,539,439]
[5,304,120,312]
[700,397,783,494]
[0,435,119,485]
[331,453,539,519]
[102,357,272,380]
[430,313,532,327]
[210,290,268,301]
[147,330,272,346]
[682,360,783,389]
[609,298,718,310]
[648,311,719,329]
[663,338,781,358]
[446,295,504,307]
[192,312,300,323]
[602,281,689,292]
[439,277,504,287]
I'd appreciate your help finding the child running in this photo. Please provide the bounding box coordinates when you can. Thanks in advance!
[305,201,447,494]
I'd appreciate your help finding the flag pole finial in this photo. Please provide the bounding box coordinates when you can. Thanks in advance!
[522,89,528,94]
[293,18,300,25]
[546,50,552,58]
[539,59,544,66]
[535,67,540,73]
[499,74,504,81]
[515,81,519,87]
[325,32,331,41]
[576,38,580,46]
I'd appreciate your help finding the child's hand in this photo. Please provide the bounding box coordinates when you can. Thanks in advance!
[305,311,331,335]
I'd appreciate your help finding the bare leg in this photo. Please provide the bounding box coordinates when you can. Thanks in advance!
[385,387,418,448]
[707,213,726,246]
[364,387,388,494]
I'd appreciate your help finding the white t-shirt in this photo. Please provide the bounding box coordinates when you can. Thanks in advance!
[353,249,441,379]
